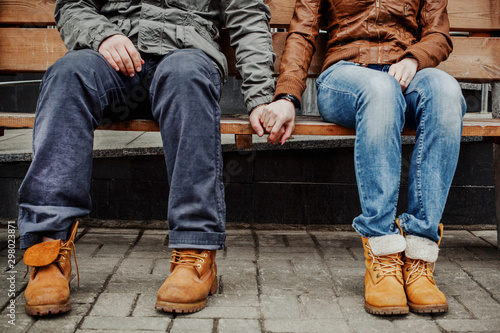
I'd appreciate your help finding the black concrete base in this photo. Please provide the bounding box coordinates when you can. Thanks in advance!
[0,141,495,226]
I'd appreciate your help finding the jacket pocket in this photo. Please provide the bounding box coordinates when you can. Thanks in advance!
[165,0,211,12]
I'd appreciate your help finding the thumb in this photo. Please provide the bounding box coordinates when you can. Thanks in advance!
[249,113,264,137]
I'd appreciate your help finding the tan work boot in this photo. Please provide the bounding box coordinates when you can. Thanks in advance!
[23,221,79,316]
[156,249,218,313]
[403,224,448,313]
[362,235,408,315]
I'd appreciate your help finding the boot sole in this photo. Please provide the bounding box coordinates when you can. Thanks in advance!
[364,302,409,315]
[408,301,448,313]
[25,301,71,316]
[155,276,218,314]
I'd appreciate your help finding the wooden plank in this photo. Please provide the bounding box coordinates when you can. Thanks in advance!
[0,0,56,25]
[447,0,500,32]
[0,28,67,72]
[1,0,498,31]
[2,113,500,137]
[437,37,500,82]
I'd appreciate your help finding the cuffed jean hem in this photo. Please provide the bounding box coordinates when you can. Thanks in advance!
[20,230,69,250]
[398,213,440,243]
[352,220,402,239]
[168,231,225,250]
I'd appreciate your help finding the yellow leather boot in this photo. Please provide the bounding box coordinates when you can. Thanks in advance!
[23,221,79,316]
[403,224,448,313]
[156,249,218,313]
[362,235,408,315]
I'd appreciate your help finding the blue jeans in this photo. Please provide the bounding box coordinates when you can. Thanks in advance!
[18,49,226,250]
[316,61,466,242]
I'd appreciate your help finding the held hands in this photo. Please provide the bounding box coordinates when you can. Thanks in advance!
[249,100,296,145]
[98,34,144,77]
[388,57,418,91]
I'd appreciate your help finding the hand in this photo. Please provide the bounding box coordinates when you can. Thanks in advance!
[388,58,418,91]
[98,34,144,77]
[250,100,296,145]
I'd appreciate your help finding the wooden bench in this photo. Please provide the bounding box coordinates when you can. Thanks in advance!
[1,0,499,244]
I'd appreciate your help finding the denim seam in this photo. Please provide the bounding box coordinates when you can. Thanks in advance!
[414,87,427,221]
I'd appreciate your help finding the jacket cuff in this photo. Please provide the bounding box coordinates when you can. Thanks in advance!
[274,75,306,104]
[246,95,274,113]
[399,47,433,71]
[405,235,439,262]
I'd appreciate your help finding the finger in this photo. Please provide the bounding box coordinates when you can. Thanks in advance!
[125,42,143,72]
[281,122,295,145]
[109,49,127,75]
[268,119,285,144]
[101,50,120,72]
[117,47,135,76]
[249,113,264,137]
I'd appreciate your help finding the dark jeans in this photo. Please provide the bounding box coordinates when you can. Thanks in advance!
[18,49,226,250]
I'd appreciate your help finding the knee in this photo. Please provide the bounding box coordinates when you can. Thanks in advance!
[46,50,106,79]
[357,76,405,133]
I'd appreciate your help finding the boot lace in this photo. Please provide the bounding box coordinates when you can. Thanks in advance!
[171,250,206,269]
[405,259,434,285]
[57,239,79,287]
[24,240,79,287]
[367,247,404,278]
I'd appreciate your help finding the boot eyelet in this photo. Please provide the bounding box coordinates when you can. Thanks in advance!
[204,253,208,257]
[197,264,202,268]
[376,274,380,278]
[200,259,204,263]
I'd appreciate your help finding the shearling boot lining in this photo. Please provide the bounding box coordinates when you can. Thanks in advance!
[368,234,406,256]
[405,235,439,262]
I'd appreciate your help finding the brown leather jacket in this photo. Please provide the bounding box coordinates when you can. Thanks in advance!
[275,0,453,103]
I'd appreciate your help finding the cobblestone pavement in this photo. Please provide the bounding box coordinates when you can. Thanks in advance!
[1,224,499,332]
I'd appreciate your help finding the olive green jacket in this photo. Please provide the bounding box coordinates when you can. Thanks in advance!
[55,0,275,111]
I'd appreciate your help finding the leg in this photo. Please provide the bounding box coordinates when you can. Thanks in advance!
[317,61,406,239]
[19,49,143,316]
[399,68,466,313]
[316,61,408,315]
[150,49,222,313]
[18,49,142,249]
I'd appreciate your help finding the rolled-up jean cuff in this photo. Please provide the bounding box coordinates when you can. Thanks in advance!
[20,230,69,250]
[168,231,225,250]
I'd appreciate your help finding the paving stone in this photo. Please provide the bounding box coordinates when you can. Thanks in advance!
[432,295,474,320]
[310,231,361,248]
[207,294,259,307]
[225,230,255,247]
[392,319,441,333]
[81,316,170,331]
[259,246,317,253]
[470,230,498,248]
[222,246,256,261]
[93,244,133,258]
[169,318,213,333]
[218,319,261,333]
[131,293,172,318]
[89,292,138,317]
[456,289,500,319]
[264,319,351,333]
[186,306,259,319]
[27,315,82,333]
[436,319,500,332]
[321,247,357,260]
[441,230,492,248]
[260,294,301,319]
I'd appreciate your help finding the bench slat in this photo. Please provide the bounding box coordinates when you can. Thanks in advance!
[1,113,499,137]
[2,28,499,82]
[0,0,498,31]
[2,0,498,32]
[0,28,66,72]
